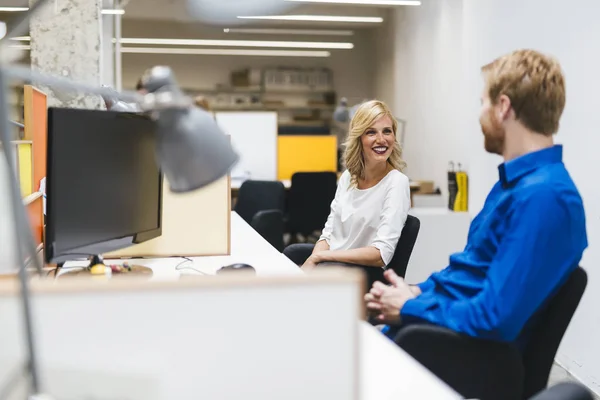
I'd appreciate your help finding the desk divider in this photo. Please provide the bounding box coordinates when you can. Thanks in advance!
[0,268,363,400]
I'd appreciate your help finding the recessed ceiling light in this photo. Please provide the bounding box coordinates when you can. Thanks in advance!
[237,15,383,23]
[285,0,420,4]
[118,38,353,49]
[121,47,331,57]
[223,28,354,36]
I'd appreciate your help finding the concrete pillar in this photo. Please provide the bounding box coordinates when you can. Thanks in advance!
[29,0,103,109]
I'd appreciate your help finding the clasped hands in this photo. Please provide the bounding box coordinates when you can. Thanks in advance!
[365,269,421,324]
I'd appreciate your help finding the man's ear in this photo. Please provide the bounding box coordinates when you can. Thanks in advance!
[497,94,513,121]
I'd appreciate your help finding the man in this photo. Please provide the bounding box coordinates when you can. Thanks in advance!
[366,49,588,346]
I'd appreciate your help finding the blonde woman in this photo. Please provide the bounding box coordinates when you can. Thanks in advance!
[283,100,411,285]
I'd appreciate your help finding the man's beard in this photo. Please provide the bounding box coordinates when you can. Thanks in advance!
[481,112,505,155]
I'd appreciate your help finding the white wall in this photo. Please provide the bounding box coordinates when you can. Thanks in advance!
[390,0,600,394]
[462,0,600,393]
[121,19,376,102]
[373,1,467,194]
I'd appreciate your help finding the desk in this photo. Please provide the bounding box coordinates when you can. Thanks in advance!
[62,211,460,399]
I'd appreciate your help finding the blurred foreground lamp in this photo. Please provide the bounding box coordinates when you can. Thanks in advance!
[138,66,239,192]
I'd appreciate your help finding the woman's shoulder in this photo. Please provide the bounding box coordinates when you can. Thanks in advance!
[339,169,351,184]
[384,169,410,187]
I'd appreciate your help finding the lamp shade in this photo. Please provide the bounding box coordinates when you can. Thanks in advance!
[139,66,239,193]
[186,0,298,24]
[155,106,239,193]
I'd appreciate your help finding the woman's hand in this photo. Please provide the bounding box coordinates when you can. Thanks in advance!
[301,252,322,271]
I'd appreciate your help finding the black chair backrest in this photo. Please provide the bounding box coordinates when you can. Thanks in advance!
[529,382,595,400]
[522,267,588,399]
[234,180,285,224]
[287,172,337,236]
[251,210,285,252]
[385,215,420,278]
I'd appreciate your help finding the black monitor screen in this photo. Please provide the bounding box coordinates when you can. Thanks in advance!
[45,108,162,264]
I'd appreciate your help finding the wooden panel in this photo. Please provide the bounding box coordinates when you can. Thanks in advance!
[25,192,44,247]
[277,135,337,181]
[106,173,231,258]
[24,85,48,192]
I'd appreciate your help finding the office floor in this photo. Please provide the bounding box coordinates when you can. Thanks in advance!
[549,363,600,399]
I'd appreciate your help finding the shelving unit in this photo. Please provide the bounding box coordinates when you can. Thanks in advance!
[186,67,337,134]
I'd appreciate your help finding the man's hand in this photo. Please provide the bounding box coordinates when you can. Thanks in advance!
[364,270,416,324]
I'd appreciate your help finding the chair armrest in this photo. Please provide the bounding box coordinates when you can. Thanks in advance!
[394,324,524,400]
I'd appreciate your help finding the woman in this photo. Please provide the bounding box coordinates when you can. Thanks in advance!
[284,100,411,283]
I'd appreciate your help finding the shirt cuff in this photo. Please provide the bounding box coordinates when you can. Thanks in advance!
[400,298,423,321]
[417,278,435,293]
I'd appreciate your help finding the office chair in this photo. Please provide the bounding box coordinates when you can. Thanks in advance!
[528,382,595,400]
[286,172,337,243]
[393,267,588,400]
[384,215,420,278]
[251,210,285,252]
[234,180,285,224]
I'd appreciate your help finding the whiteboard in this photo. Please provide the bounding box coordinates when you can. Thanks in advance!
[216,112,278,181]
[0,269,362,400]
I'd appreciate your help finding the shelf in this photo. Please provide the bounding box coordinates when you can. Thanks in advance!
[23,191,42,205]
[213,105,334,112]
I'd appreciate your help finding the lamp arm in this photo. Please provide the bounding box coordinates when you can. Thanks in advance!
[5,65,192,111]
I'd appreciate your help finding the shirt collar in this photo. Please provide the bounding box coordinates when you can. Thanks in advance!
[498,145,563,187]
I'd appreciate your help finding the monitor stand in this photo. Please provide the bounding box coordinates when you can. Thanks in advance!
[57,255,153,279]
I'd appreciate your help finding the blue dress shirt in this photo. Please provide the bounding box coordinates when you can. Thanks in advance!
[398,145,587,343]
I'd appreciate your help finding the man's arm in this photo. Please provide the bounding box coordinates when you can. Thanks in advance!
[400,188,587,342]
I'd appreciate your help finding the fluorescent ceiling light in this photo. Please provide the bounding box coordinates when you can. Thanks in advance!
[285,0,420,4]
[9,44,30,50]
[11,36,30,41]
[121,47,330,57]
[0,7,124,14]
[223,28,354,36]
[118,38,353,49]
[101,9,125,15]
[0,7,28,11]
[237,15,383,23]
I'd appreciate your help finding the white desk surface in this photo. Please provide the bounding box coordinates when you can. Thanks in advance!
[63,211,460,400]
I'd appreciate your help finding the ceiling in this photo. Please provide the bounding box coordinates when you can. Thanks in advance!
[123,0,391,27]
[0,0,402,28]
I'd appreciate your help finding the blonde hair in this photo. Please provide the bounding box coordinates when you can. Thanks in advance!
[343,100,406,186]
[482,49,566,136]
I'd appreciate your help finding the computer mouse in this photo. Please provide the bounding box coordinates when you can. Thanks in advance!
[217,263,256,275]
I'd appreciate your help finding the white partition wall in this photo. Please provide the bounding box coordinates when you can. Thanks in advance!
[0,270,362,400]
[215,111,278,181]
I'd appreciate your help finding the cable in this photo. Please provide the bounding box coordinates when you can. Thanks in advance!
[174,257,209,275]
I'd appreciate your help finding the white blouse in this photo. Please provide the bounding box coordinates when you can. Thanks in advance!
[319,169,411,266]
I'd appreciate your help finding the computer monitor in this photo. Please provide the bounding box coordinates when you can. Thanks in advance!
[45,108,163,266]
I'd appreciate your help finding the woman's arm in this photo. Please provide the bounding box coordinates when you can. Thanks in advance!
[310,246,385,267]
